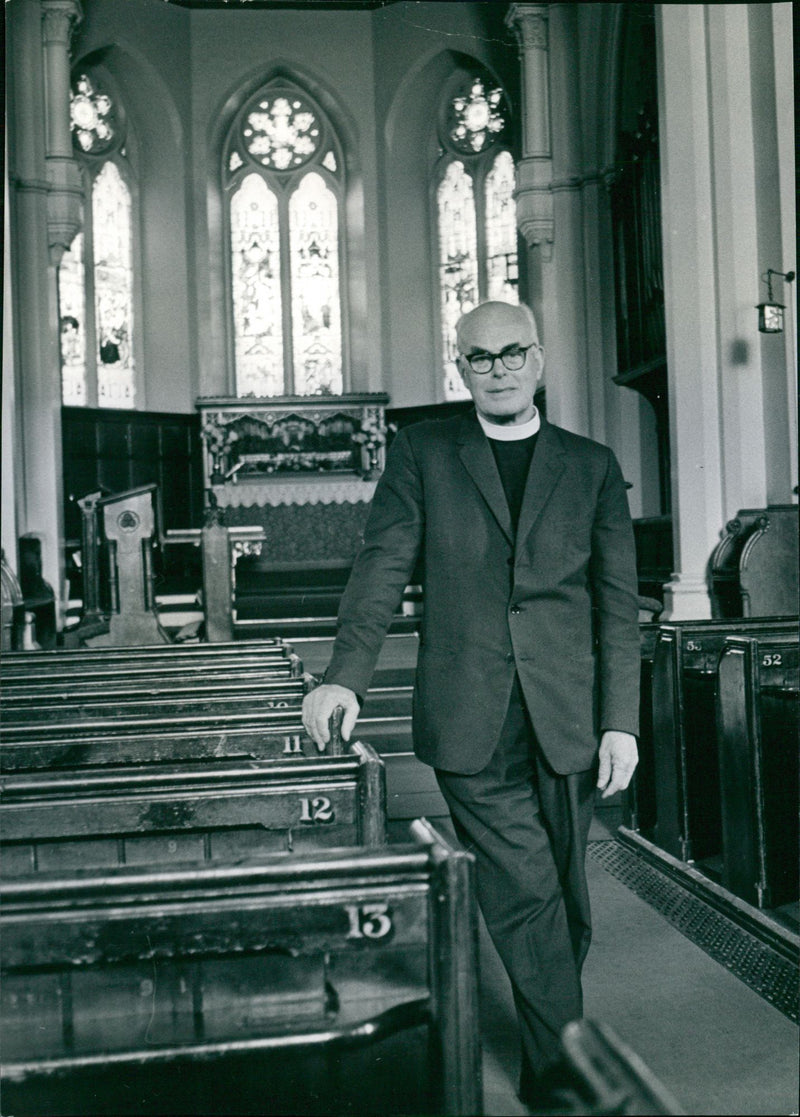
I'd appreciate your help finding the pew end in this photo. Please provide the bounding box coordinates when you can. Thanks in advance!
[1,819,481,1116]
[555,1019,686,1115]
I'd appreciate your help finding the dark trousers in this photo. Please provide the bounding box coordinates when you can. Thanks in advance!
[435,676,597,1089]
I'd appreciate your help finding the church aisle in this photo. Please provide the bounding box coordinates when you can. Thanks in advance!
[281,634,798,1116]
[475,843,799,1117]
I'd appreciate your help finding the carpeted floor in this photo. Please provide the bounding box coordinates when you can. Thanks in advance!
[478,834,799,1117]
[296,634,799,1116]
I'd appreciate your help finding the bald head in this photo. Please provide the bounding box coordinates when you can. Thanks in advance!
[456,300,539,354]
[454,300,544,426]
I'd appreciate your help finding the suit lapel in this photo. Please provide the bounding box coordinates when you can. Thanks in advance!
[456,413,513,545]
[516,419,566,551]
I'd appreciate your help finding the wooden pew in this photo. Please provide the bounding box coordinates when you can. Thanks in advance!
[1,677,311,724]
[716,633,799,909]
[0,707,332,771]
[0,743,386,875]
[649,616,797,866]
[0,659,302,697]
[555,1019,685,1115]
[0,817,481,1117]
[0,637,296,681]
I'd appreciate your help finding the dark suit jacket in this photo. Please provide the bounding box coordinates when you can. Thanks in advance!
[325,411,640,775]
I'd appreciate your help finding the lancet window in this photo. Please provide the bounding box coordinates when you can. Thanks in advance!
[224,81,345,397]
[435,73,520,400]
[58,72,137,408]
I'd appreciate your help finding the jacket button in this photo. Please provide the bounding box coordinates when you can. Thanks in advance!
[510,605,521,614]
[506,653,515,663]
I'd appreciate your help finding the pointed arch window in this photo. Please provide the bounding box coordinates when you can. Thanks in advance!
[58,72,137,408]
[434,74,521,400]
[224,82,345,397]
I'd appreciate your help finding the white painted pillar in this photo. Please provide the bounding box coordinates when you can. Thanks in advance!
[7,0,83,626]
[764,1,797,505]
[657,3,792,618]
[655,5,724,619]
[2,149,19,571]
[705,3,769,516]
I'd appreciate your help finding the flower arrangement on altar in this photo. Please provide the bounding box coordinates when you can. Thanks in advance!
[353,411,396,478]
[201,422,239,482]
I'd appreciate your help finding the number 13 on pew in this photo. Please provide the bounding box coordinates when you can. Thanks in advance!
[345,903,393,939]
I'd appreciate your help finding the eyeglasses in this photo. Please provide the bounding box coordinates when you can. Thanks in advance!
[461,343,536,375]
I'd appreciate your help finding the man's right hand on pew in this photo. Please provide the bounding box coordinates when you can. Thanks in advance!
[302,684,360,751]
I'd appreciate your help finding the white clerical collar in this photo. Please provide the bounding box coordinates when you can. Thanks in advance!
[477,408,541,441]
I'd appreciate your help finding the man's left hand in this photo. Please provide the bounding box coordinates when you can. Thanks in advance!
[597,731,638,798]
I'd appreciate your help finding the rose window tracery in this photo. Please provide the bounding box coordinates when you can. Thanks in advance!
[70,74,117,155]
[242,95,322,171]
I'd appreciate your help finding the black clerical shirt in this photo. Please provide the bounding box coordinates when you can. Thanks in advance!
[487,433,539,534]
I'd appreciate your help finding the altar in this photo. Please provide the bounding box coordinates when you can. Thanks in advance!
[197,394,389,564]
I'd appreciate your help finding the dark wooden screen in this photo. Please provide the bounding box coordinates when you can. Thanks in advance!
[61,406,203,544]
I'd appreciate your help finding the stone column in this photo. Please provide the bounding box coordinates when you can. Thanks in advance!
[505,3,592,437]
[7,0,83,629]
[505,3,554,259]
[42,0,84,265]
[657,4,788,618]
[655,5,723,619]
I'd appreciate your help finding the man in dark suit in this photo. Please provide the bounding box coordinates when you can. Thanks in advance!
[303,299,640,1108]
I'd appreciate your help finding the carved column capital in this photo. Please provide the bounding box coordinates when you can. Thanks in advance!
[505,3,549,53]
[41,0,82,47]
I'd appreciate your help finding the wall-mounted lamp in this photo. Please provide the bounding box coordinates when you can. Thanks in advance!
[756,268,795,333]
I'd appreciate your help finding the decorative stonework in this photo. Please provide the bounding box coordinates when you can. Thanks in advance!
[505,4,549,53]
[197,394,389,487]
[41,0,84,264]
[505,3,554,260]
[519,13,548,51]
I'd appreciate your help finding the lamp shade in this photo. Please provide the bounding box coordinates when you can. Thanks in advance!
[756,301,785,333]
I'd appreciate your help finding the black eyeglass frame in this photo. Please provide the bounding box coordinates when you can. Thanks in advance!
[460,343,537,375]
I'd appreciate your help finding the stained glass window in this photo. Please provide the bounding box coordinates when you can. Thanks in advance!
[242,94,322,171]
[485,151,519,303]
[230,174,283,397]
[58,71,137,408]
[448,77,506,154]
[290,173,342,395]
[93,162,135,407]
[59,232,87,406]
[437,163,479,401]
[225,80,344,397]
[70,73,117,156]
[435,73,520,399]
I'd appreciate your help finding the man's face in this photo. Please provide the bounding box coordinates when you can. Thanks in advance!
[457,304,544,425]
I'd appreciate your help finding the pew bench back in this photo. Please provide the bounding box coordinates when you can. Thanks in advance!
[650,616,798,863]
[1,818,480,1116]
[1,664,308,700]
[716,633,799,908]
[1,680,309,725]
[0,717,327,772]
[0,742,387,875]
